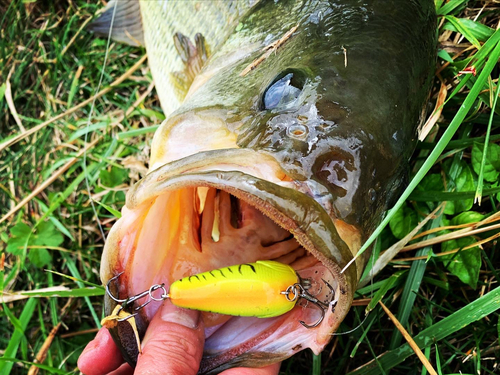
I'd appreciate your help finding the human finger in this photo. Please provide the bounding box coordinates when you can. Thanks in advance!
[77,328,126,375]
[134,300,204,375]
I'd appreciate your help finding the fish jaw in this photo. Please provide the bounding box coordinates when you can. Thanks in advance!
[101,148,361,373]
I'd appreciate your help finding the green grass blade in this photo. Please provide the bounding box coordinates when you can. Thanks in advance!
[117,124,159,139]
[443,18,494,42]
[129,108,165,121]
[436,0,467,15]
[444,16,481,48]
[2,304,23,332]
[0,83,6,104]
[0,298,38,375]
[410,186,500,201]
[67,65,82,109]
[35,163,99,226]
[0,358,67,375]
[388,214,443,349]
[59,253,101,327]
[497,316,500,343]
[21,287,104,298]
[68,122,108,142]
[312,353,321,375]
[35,199,75,240]
[94,200,122,218]
[45,268,103,332]
[46,272,61,366]
[45,270,102,288]
[475,81,500,204]
[350,311,379,358]
[418,134,500,150]
[361,323,388,375]
[348,286,500,374]
[365,270,407,313]
[355,279,387,295]
[422,345,431,375]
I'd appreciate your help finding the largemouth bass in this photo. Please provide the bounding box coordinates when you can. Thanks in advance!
[92,0,436,373]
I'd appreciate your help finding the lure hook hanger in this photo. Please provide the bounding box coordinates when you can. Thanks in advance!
[281,278,337,328]
[105,272,168,313]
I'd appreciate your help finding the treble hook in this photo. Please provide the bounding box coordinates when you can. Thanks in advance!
[105,272,168,313]
[281,278,337,328]
[106,272,129,304]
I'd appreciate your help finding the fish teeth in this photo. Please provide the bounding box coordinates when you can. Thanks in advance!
[211,190,221,242]
[197,187,209,215]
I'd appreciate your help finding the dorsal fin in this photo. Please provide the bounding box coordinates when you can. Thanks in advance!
[88,0,144,46]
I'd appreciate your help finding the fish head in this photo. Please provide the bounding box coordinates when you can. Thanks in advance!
[101,0,436,373]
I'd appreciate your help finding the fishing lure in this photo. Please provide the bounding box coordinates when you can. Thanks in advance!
[105,260,337,329]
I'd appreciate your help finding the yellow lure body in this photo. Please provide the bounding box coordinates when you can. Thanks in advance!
[169,260,299,318]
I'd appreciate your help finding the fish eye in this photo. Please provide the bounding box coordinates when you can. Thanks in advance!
[262,70,306,110]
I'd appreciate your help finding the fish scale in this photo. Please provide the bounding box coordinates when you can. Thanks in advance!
[140,1,259,115]
[91,0,259,116]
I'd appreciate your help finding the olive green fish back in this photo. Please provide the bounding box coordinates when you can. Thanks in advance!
[140,1,259,115]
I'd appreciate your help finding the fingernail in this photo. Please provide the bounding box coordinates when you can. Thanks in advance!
[161,301,199,329]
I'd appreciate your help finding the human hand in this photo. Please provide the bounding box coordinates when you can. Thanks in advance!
[78,301,281,375]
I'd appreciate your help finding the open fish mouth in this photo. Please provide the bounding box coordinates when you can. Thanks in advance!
[101,148,359,373]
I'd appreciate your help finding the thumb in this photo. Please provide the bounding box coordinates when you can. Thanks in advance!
[135,300,204,375]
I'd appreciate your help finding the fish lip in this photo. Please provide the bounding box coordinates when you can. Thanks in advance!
[102,148,358,371]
